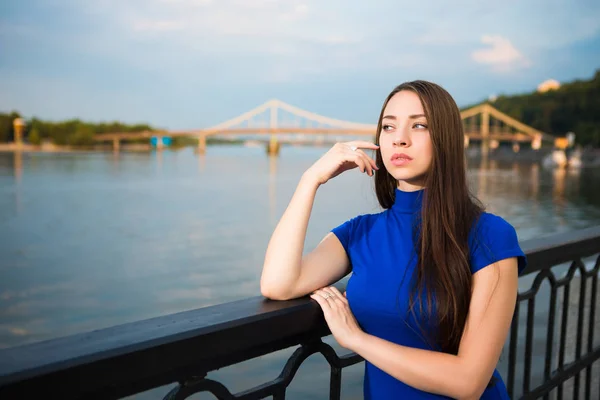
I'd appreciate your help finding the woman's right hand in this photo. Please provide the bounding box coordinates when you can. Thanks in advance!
[304,141,380,186]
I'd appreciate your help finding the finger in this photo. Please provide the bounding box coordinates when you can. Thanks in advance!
[352,150,372,175]
[349,154,368,174]
[354,150,376,175]
[319,288,346,308]
[344,145,377,171]
[364,152,379,171]
[310,293,332,314]
[360,151,378,176]
[320,287,337,299]
[328,287,349,305]
[320,288,344,311]
[357,149,379,171]
[346,141,380,150]
[355,146,380,164]
[315,288,336,301]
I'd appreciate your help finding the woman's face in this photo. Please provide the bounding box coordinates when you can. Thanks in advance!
[378,90,433,191]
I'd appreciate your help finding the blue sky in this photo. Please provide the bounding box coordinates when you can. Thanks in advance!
[1,0,599,130]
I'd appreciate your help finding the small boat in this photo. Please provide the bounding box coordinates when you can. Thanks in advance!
[542,150,568,168]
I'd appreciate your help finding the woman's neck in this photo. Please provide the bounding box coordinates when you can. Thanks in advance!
[397,180,425,192]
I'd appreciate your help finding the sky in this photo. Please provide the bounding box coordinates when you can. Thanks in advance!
[1,0,599,130]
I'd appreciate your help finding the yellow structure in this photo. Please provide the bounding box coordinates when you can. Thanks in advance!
[537,79,560,93]
[94,100,554,156]
[459,103,552,152]
[13,118,25,148]
[554,137,569,150]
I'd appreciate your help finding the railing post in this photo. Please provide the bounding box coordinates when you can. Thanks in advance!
[0,228,598,400]
[554,274,600,400]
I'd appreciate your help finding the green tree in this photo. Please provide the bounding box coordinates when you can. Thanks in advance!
[68,124,95,146]
[28,127,42,145]
[462,69,600,147]
[0,111,21,142]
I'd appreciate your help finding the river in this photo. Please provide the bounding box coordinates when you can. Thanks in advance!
[1,146,599,399]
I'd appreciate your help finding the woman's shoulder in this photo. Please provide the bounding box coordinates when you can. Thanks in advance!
[348,210,387,225]
[469,212,528,274]
[472,211,516,234]
[331,210,387,248]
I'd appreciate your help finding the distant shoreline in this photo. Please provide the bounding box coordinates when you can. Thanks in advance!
[1,142,599,167]
[0,139,245,153]
[0,142,151,154]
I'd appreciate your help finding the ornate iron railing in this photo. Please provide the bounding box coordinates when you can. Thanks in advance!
[0,226,598,399]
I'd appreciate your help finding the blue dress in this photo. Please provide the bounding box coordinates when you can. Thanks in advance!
[331,188,527,399]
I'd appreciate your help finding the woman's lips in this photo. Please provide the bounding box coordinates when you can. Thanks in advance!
[390,153,413,166]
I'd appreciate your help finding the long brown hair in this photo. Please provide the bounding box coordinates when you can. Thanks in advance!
[374,81,484,355]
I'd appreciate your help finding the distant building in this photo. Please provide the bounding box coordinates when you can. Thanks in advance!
[537,79,560,93]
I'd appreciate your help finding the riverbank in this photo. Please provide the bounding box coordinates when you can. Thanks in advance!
[467,146,600,167]
[0,142,152,153]
[2,142,600,167]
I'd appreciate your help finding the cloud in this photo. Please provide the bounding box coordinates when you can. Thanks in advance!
[231,0,280,8]
[122,0,310,37]
[159,0,213,5]
[416,32,460,45]
[132,19,186,32]
[95,0,379,82]
[3,0,599,127]
[471,35,531,72]
[281,3,309,21]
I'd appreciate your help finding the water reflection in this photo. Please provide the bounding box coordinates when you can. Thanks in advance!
[0,148,599,399]
[476,157,487,201]
[110,151,120,175]
[14,151,22,182]
[197,153,205,173]
[530,163,539,199]
[0,148,599,353]
[156,149,163,173]
[553,167,566,209]
[268,155,278,225]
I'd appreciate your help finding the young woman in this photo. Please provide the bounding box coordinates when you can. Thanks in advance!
[260,80,527,399]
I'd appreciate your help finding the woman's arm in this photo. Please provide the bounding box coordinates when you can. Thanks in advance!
[312,257,519,399]
[260,141,379,300]
[260,174,350,300]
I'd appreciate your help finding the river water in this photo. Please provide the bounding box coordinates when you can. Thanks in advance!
[1,146,599,399]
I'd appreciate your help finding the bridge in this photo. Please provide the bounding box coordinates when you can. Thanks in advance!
[94,99,553,155]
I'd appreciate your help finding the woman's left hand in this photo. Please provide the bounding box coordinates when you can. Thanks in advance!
[310,287,364,351]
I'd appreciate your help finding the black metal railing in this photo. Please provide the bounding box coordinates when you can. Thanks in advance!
[1,227,599,399]
[507,226,600,400]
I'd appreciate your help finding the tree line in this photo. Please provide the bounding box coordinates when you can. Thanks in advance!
[464,69,600,147]
[0,113,154,146]
[1,69,599,147]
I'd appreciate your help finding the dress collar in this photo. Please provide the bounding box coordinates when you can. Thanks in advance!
[391,188,425,214]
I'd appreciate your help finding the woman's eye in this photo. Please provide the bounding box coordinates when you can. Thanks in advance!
[413,123,428,129]
[382,124,393,132]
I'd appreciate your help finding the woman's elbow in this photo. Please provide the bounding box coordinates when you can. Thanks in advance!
[457,378,487,400]
[260,280,294,300]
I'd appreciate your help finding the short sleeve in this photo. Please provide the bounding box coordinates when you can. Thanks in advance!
[469,213,528,275]
[331,215,362,254]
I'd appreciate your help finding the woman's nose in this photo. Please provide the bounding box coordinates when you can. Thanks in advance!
[393,130,409,147]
